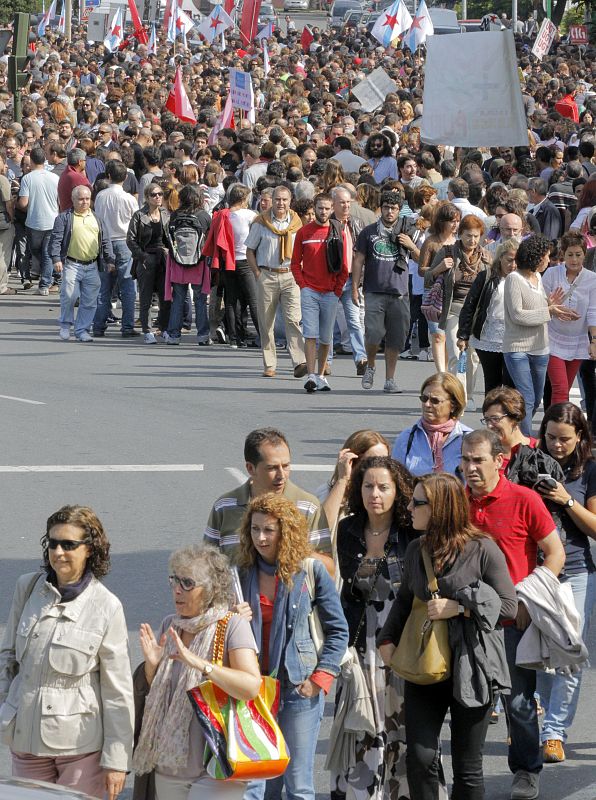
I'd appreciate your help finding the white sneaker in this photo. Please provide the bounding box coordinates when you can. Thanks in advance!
[304,374,318,393]
[361,365,375,389]
[58,326,70,341]
[36,287,49,296]
[316,375,331,391]
[162,331,180,345]
[144,332,157,344]
[76,331,93,343]
[418,348,434,362]
[466,397,477,412]
[399,349,418,361]
[383,378,402,394]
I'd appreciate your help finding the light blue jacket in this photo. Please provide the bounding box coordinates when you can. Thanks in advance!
[392,419,472,476]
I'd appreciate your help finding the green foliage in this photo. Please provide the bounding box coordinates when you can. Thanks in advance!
[0,0,42,26]
[560,5,584,33]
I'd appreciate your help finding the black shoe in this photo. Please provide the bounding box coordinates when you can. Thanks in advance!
[107,314,120,324]
[121,330,141,338]
[198,339,211,346]
[238,341,249,348]
[93,330,106,338]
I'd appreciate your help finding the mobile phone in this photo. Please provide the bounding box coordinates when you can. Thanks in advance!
[533,474,557,491]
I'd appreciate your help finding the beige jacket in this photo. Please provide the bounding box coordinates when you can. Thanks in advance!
[0,572,134,771]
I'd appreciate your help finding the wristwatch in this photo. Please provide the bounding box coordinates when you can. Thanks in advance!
[458,604,465,615]
[565,497,575,509]
[202,663,214,677]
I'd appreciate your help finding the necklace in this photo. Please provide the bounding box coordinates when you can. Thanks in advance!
[366,525,389,537]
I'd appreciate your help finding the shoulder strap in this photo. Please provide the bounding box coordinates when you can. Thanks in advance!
[420,545,439,595]
[303,557,316,601]
[405,425,417,460]
[211,611,235,667]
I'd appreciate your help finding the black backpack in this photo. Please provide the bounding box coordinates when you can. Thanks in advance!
[168,214,206,267]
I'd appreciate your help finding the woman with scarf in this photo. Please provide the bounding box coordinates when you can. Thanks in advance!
[425,215,492,410]
[392,372,471,476]
[0,505,134,799]
[236,493,349,800]
[133,545,260,800]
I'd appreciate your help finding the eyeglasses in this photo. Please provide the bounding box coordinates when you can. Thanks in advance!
[149,191,163,197]
[419,394,449,405]
[168,574,197,591]
[480,414,510,426]
[46,537,91,551]
[411,498,429,507]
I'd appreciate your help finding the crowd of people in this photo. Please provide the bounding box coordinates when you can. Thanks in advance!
[1,7,596,800]
[1,410,593,800]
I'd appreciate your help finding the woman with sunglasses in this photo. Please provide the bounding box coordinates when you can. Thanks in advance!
[127,181,171,344]
[392,372,471,476]
[0,505,134,799]
[332,456,418,800]
[378,473,517,800]
[134,545,261,800]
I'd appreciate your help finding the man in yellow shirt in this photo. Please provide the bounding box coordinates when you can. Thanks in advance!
[49,185,115,343]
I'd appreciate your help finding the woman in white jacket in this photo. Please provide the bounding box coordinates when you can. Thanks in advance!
[0,505,134,800]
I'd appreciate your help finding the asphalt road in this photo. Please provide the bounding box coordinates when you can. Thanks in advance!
[0,288,595,799]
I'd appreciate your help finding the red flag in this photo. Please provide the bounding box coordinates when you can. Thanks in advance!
[127,0,148,43]
[165,67,197,124]
[163,0,182,32]
[240,0,261,45]
[224,0,235,13]
[301,25,313,50]
[208,93,235,145]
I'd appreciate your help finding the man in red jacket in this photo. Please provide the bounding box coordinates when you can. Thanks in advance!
[291,193,348,392]
[554,83,579,123]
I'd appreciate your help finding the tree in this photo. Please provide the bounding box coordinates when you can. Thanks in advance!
[0,0,42,26]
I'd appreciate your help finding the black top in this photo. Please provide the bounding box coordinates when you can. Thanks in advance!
[377,535,518,648]
[556,459,596,576]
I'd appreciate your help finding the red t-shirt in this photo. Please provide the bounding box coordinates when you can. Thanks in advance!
[290,221,348,296]
[467,475,554,586]
[58,166,92,212]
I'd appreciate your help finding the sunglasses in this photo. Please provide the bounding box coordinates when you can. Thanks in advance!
[411,498,429,507]
[419,394,448,405]
[46,537,91,551]
[168,574,197,591]
[149,191,163,197]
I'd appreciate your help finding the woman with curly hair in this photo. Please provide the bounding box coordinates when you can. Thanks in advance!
[0,505,134,799]
[134,544,261,800]
[236,493,348,800]
[331,456,418,800]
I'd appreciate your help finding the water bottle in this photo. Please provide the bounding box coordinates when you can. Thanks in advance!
[457,349,467,374]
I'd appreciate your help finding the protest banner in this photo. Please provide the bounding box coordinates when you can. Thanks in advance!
[352,67,397,113]
[531,18,557,60]
[569,24,588,45]
[421,31,527,147]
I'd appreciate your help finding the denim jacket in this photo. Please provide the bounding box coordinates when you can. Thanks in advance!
[392,419,472,477]
[240,560,348,686]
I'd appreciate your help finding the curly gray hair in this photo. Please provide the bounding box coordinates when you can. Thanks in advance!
[168,545,233,609]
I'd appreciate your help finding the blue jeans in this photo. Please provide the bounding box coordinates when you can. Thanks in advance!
[537,570,596,743]
[503,352,549,436]
[93,240,136,334]
[168,282,209,341]
[59,259,101,337]
[503,625,542,774]
[244,684,324,800]
[26,227,53,289]
[339,277,366,362]
[300,287,339,345]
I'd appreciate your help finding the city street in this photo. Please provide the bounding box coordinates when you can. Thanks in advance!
[0,292,594,799]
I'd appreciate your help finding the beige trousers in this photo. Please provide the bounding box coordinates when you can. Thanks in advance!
[0,225,15,293]
[256,269,305,370]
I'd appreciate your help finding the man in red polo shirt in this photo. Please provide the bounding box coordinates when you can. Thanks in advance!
[57,148,91,212]
[461,429,565,800]
[290,192,348,393]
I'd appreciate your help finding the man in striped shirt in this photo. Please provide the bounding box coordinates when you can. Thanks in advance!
[204,428,334,573]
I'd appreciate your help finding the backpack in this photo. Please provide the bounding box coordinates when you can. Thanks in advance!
[168,214,206,267]
[326,218,344,274]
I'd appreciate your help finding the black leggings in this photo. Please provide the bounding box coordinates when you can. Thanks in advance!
[405,679,492,800]
[476,349,514,396]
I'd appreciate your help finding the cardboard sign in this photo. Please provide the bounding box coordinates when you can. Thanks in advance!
[531,18,557,60]
[569,24,588,44]
[229,68,253,112]
[352,67,397,112]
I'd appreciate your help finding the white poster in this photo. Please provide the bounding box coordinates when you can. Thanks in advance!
[352,68,397,113]
[532,18,557,60]
[421,32,527,147]
[229,68,254,113]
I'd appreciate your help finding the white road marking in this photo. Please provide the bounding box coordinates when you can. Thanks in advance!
[226,467,247,485]
[0,464,204,473]
[0,394,45,405]
[292,464,334,472]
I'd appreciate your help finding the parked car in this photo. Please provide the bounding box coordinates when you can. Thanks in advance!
[284,0,310,10]
[328,0,362,28]
[0,778,93,799]
[258,1,278,25]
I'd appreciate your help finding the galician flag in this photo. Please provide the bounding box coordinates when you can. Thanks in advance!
[177,8,196,47]
[196,5,235,44]
[58,4,66,34]
[38,0,57,36]
[403,0,433,51]
[256,20,273,40]
[370,0,412,47]
[167,0,179,42]
[147,21,157,54]
[104,6,124,52]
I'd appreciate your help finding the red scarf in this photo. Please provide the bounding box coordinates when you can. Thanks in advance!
[420,418,457,472]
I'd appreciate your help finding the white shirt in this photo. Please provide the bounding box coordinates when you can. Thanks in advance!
[230,208,257,260]
[542,264,596,360]
[93,183,138,241]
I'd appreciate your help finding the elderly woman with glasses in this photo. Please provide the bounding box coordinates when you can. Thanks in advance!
[133,545,260,800]
[0,505,134,800]
[392,372,471,476]
[127,181,171,344]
